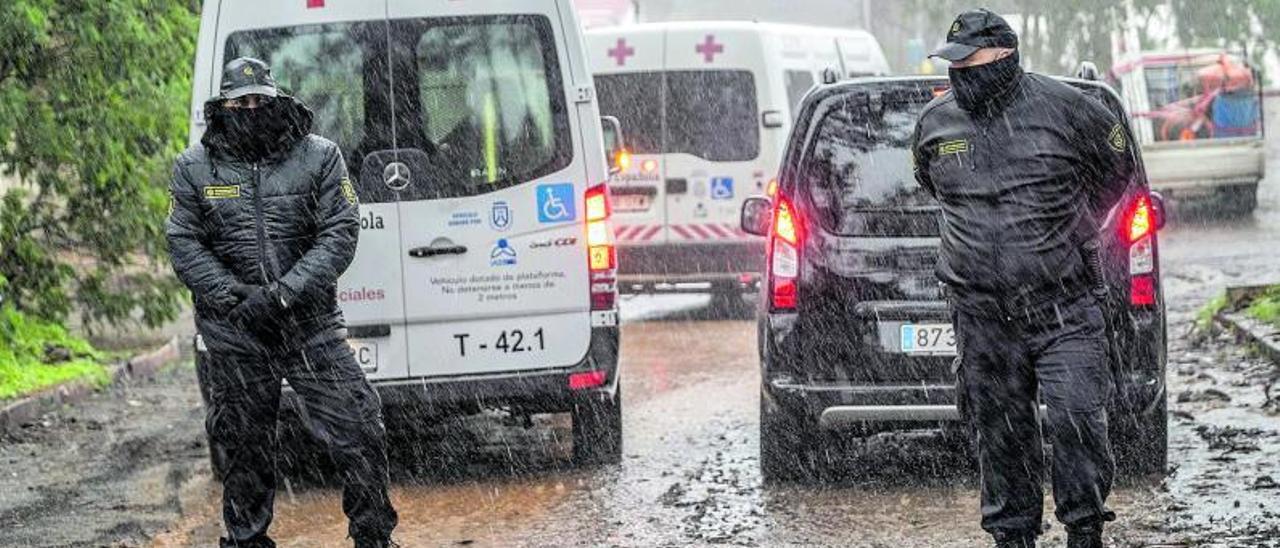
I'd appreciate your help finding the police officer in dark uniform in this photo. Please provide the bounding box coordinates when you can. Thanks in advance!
[167,58,398,548]
[911,10,1136,548]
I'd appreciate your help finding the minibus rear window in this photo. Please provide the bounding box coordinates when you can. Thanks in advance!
[596,70,760,162]
[224,15,571,203]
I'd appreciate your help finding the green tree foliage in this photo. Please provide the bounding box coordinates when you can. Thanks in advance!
[0,0,199,329]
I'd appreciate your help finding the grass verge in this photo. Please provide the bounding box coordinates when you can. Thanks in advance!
[1197,293,1229,329]
[0,305,110,401]
[1245,286,1280,328]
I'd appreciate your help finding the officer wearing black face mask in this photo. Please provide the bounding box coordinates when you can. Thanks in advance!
[166,57,398,548]
[911,9,1136,548]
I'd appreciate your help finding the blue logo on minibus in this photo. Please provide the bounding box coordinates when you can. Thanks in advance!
[537,183,576,223]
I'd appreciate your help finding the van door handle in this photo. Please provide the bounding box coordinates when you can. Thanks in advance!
[409,245,468,258]
[666,178,688,194]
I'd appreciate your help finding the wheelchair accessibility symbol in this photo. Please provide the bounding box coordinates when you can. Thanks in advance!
[710,177,734,201]
[537,183,577,224]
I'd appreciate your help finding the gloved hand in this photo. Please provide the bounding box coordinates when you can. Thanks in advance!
[229,282,254,302]
[228,282,288,329]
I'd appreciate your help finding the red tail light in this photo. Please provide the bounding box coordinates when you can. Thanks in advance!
[768,196,801,311]
[586,184,617,310]
[1126,193,1159,307]
[569,370,607,390]
[1128,194,1154,243]
[1131,275,1157,306]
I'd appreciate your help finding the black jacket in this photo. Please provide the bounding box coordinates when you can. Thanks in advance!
[912,72,1135,316]
[166,95,359,355]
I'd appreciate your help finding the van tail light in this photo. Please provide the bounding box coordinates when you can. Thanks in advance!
[569,370,607,390]
[586,184,617,310]
[768,195,802,311]
[1127,194,1155,243]
[615,149,633,173]
[1126,193,1159,307]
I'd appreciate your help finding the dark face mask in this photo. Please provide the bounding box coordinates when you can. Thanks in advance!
[216,101,292,161]
[948,51,1023,113]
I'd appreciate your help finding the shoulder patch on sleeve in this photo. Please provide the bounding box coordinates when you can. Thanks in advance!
[938,139,969,155]
[1107,123,1127,152]
[340,177,358,206]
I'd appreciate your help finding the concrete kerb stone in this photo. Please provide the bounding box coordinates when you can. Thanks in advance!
[1215,312,1280,368]
[0,335,183,437]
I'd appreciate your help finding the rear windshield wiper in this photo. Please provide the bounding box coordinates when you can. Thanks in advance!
[845,205,941,213]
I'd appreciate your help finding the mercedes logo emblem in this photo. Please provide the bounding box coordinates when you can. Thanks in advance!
[383,162,411,191]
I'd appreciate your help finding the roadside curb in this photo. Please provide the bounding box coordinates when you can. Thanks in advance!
[0,335,183,437]
[1215,312,1280,367]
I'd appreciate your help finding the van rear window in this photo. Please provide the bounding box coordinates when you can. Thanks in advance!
[803,88,940,237]
[596,71,760,162]
[224,15,571,203]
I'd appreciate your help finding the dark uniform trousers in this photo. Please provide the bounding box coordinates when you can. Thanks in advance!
[204,337,398,546]
[955,293,1116,539]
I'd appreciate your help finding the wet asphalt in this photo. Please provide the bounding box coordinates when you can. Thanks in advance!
[3,105,1280,547]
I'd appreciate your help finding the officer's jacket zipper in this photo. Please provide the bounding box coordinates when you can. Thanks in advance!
[974,117,1005,302]
[252,163,271,283]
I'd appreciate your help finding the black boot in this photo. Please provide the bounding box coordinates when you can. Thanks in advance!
[994,534,1036,548]
[352,537,399,548]
[1067,525,1104,548]
[220,537,275,548]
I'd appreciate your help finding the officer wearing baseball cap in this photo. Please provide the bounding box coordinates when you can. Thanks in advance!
[911,9,1137,548]
[167,57,398,547]
[220,57,281,100]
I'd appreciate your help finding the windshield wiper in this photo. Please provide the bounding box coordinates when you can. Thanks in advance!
[845,205,941,213]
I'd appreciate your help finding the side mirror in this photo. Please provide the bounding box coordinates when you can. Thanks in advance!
[762,110,785,129]
[741,197,773,237]
[601,115,627,175]
[1077,61,1102,81]
[821,68,840,85]
[1149,191,1168,230]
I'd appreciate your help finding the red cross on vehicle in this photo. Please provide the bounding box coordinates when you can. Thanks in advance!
[608,38,636,67]
[696,35,724,63]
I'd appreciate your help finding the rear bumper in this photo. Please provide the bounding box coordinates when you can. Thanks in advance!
[617,241,763,288]
[764,379,960,430]
[762,309,1166,431]
[765,371,1165,431]
[1144,141,1265,194]
[199,326,624,418]
[365,326,620,415]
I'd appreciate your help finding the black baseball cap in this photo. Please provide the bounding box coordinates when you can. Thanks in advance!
[931,9,1019,62]
[219,57,279,100]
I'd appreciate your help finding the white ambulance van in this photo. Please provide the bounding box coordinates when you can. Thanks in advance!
[191,0,624,465]
[586,22,889,299]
